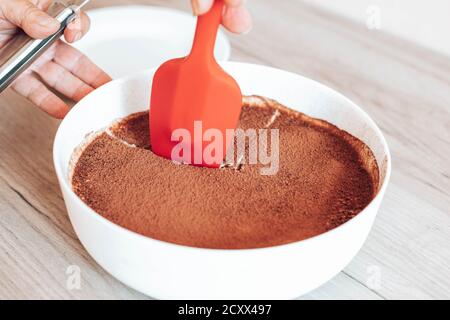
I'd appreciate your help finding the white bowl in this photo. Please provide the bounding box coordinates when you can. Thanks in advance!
[53,62,391,299]
[72,6,231,78]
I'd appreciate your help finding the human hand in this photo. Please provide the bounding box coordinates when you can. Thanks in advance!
[191,0,252,34]
[0,0,111,118]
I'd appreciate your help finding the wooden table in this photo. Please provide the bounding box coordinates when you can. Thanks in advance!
[0,0,449,300]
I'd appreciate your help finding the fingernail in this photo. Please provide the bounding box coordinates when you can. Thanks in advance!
[193,0,212,15]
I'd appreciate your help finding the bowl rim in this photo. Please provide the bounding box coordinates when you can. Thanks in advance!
[53,61,392,254]
[73,5,231,63]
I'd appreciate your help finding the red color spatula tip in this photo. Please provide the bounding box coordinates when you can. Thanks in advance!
[150,0,242,168]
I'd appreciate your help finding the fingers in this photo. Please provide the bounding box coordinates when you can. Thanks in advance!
[34,60,94,102]
[191,0,246,15]
[64,11,90,43]
[224,0,246,7]
[222,4,252,34]
[0,0,60,38]
[51,41,112,88]
[15,40,111,119]
[0,0,89,41]
[191,0,252,34]
[12,74,69,119]
[35,0,54,11]
[191,0,213,15]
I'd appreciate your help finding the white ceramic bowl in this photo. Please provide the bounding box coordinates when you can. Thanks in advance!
[72,6,231,78]
[53,62,391,299]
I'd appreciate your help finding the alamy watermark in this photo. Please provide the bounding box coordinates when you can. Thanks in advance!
[171,121,280,175]
[366,5,382,30]
[66,265,81,290]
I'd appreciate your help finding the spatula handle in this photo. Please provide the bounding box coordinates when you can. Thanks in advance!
[189,0,224,60]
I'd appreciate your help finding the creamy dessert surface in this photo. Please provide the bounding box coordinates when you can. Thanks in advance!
[71,96,379,249]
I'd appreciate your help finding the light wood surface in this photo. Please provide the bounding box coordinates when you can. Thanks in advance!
[0,0,449,300]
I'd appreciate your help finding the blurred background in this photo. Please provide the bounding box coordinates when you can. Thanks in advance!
[304,0,450,56]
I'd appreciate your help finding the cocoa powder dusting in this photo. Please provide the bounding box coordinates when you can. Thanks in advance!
[71,96,379,249]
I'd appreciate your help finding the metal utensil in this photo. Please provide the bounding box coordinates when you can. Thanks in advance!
[0,0,90,92]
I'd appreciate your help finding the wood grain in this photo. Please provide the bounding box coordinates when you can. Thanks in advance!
[0,0,448,299]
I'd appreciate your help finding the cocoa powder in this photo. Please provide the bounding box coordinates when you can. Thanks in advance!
[71,96,379,249]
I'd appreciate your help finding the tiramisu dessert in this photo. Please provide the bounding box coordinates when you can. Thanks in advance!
[70,96,379,249]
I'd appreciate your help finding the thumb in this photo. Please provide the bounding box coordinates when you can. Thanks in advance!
[0,0,60,39]
[191,0,214,15]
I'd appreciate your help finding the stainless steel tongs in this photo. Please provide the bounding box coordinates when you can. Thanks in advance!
[0,0,90,92]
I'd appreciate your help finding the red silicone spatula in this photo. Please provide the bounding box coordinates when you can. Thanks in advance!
[150,0,242,168]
